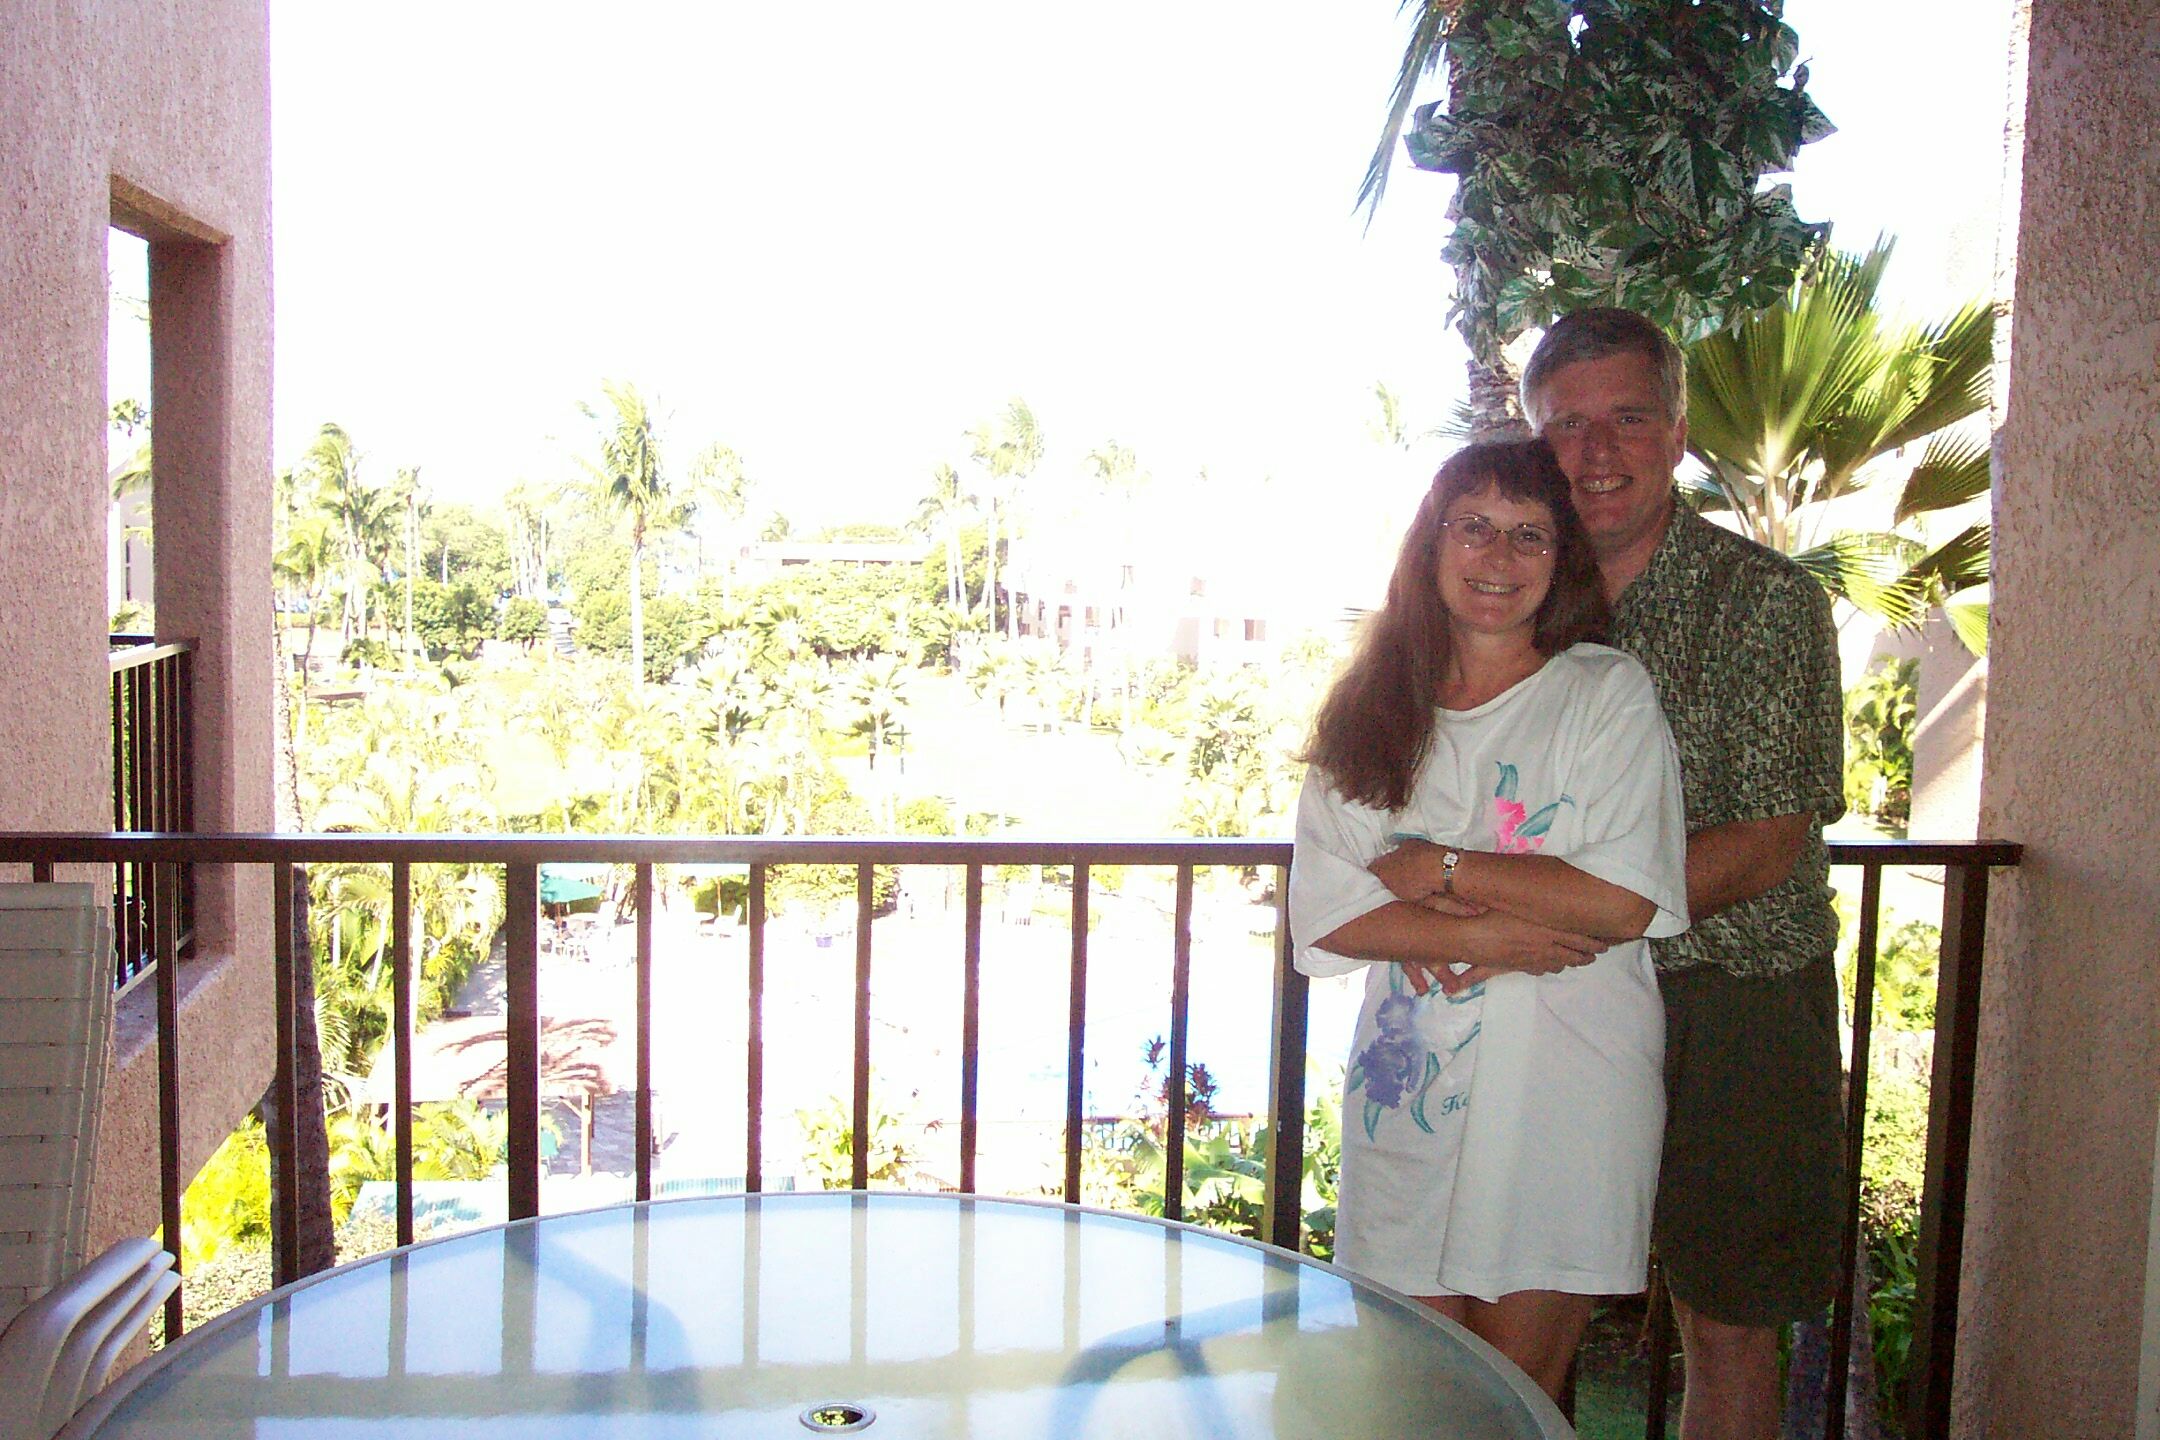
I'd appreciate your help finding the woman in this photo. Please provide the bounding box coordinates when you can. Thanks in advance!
[1289,437,1688,1399]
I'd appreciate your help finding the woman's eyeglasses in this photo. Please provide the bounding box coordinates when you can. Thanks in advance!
[1439,514,1555,557]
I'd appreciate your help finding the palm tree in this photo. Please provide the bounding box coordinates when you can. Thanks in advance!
[579,381,681,684]
[685,442,752,600]
[502,480,563,602]
[912,462,972,612]
[392,467,426,673]
[301,424,398,648]
[1085,442,1151,727]
[965,399,1044,638]
[1683,241,1993,652]
[843,652,912,773]
[274,517,340,736]
[1359,2,1832,436]
[1366,382,1417,450]
[107,399,153,571]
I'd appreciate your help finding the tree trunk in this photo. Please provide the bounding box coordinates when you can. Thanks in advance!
[980,499,999,626]
[628,526,646,684]
[268,615,336,1280]
[1466,354,1530,440]
[403,494,417,674]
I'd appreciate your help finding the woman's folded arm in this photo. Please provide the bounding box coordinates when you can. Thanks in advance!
[1316,900,1607,994]
[1367,840,1656,943]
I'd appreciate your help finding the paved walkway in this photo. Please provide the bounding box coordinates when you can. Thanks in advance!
[433,879,1358,1200]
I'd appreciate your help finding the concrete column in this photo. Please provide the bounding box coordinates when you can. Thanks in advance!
[150,235,275,955]
[1960,1,2160,1434]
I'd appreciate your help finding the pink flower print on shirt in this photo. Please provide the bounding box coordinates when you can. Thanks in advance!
[1491,763,1573,854]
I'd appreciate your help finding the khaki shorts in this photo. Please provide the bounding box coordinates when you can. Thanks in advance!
[1653,954,1845,1327]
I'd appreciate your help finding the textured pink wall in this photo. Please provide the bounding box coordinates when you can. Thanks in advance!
[1961,0,2160,1433]
[1,0,275,1257]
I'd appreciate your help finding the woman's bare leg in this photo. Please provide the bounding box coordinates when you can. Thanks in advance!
[1413,1293,1471,1325]
[1460,1290,1595,1402]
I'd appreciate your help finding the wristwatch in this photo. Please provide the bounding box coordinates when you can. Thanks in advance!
[1438,847,1462,897]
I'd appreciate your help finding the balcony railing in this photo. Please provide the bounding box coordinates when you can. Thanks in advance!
[0,831,2018,1440]
[106,639,195,987]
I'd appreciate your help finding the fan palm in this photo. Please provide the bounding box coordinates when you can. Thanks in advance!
[1683,241,1993,652]
[843,652,912,772]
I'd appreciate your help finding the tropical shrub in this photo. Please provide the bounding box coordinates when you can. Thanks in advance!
[1077,1042,1342,1256]
[1845,659,1918,830]
[497,595,548,648]
[409,578,494,659]
[1840,903,1941,1035]
[175,1117,273,1273]
[796,1092,922,1188]
[1861,1067,1930,1428]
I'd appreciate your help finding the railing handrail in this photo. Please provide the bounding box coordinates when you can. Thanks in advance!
[108,638,196,670]
[0,831,2022,868]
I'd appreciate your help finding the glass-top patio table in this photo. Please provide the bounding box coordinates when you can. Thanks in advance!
[64,1192,1573,1438]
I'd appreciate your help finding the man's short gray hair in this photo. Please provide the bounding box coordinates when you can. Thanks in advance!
[1521,308,1687,427]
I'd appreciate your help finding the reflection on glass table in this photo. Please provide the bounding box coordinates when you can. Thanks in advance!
[64,1192,1573,1438]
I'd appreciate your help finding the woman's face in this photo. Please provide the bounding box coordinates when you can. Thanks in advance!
[1434,485,1559,642]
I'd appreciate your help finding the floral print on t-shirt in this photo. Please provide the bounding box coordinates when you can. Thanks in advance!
[1343,763,1574,1141]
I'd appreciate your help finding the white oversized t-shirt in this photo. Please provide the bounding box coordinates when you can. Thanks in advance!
[1290,642,1688,1299]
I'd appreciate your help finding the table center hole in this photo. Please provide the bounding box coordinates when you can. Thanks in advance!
[800,1402,876,1432]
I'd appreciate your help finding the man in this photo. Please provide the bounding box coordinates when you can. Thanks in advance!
[1522,308,1847,1440]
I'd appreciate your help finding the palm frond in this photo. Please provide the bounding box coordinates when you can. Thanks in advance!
[1944,595,1990,657]
[1869,298,1994,458]
[1900,523,1991,598]
[1791,531,1929,628]
[1895,433,1992,523]
[1357,1,1460,222]
[109,440,153,501]
[1429,397,1477,445]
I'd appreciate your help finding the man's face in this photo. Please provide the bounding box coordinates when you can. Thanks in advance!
[1530,352,1686,562]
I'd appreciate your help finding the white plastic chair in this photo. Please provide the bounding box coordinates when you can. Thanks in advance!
[0,1237,176,1440]
[1,883,112,1326]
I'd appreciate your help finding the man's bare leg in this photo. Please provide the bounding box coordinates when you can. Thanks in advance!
[1673,1298,1781,1440]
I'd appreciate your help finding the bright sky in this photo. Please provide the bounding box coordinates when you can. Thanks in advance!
[240,1,2014,539]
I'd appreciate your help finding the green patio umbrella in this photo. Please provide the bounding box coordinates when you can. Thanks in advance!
[539,865,607,905]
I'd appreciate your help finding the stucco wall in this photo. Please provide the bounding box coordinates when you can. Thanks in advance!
[1960,0,2160,1433]
[1,1,275,1258]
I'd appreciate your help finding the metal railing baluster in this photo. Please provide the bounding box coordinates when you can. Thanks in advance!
[746,864,766,1194]
[1262,869,1307,1251]
[1165,865,1194,1222]
[1063,862,1090,1204]
[154,861,182,1337]
[960,864,983,1194]
[1908,861,1993,1439]
[634,864,654,1203]
[852,863,874,1191]
[271,861,298,1286]
[392,861,415,1248]
[504,864,541,1221]
[1826,862,1884,1440]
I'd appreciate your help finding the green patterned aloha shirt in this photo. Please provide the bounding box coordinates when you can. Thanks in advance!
[1609,500,1846,977]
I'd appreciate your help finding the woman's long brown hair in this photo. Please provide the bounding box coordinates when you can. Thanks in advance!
[1301,437,1610,812]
